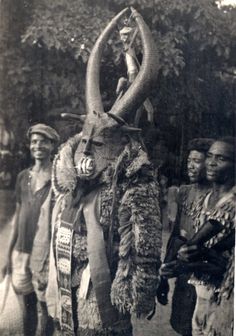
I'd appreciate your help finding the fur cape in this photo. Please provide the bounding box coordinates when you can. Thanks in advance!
[51,134,162,324]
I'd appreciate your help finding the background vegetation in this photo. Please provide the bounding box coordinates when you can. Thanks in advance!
[0,0,235,181]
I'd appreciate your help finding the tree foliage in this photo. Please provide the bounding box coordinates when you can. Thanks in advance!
[0,0,235,180]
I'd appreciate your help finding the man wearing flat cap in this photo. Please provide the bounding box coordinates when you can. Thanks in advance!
[2,123,59,336]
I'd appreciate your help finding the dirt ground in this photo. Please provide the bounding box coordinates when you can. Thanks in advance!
[0,189,179,336]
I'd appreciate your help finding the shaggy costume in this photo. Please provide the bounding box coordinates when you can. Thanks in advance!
[48,135,162,335]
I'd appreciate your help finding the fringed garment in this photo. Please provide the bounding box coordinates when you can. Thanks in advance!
[189,186,235,292]
[50,135,162,335]
[188,187,235,336]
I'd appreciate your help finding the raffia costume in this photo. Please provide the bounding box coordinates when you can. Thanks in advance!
[46,8,162,336]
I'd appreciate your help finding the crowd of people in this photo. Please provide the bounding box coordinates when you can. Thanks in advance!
[1,122,234,336]
[159,136,235,336]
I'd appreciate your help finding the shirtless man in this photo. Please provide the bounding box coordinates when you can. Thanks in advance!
[159,138,213,336]
[2,123,59,336]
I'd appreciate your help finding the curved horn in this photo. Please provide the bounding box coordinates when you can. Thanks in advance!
[110,7,159,121]
[86,8,129,116]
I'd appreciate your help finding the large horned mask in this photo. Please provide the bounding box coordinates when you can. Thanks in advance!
[75,7,159,180]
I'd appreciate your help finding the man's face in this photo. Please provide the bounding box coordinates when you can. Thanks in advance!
[30,133,54,161]
[187,150,206,183]
[205,141,234,183]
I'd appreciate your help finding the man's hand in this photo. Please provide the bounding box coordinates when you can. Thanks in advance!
[160,261,181,278]
[177,244,200,262]
[160,260,191,278]
[156,277,169,305]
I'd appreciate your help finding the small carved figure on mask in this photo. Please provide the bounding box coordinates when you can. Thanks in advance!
[116,20,155,127]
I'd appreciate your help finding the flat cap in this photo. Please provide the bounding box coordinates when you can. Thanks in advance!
[27,123,60,142]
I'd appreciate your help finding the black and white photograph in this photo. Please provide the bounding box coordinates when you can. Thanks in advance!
[0,0,235,335]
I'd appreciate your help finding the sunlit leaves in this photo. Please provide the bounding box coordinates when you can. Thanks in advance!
[1,0,235,155]
[22,0,114,63]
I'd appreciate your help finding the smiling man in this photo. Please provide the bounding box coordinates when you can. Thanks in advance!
[2,123,59,336]
[187,147,206,184]
[175,138,214,239]
[159,138,214,336]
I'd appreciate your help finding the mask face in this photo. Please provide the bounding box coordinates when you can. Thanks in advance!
[74,116,126,180]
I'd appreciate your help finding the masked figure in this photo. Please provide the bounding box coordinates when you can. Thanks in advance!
[47,7,162,336]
